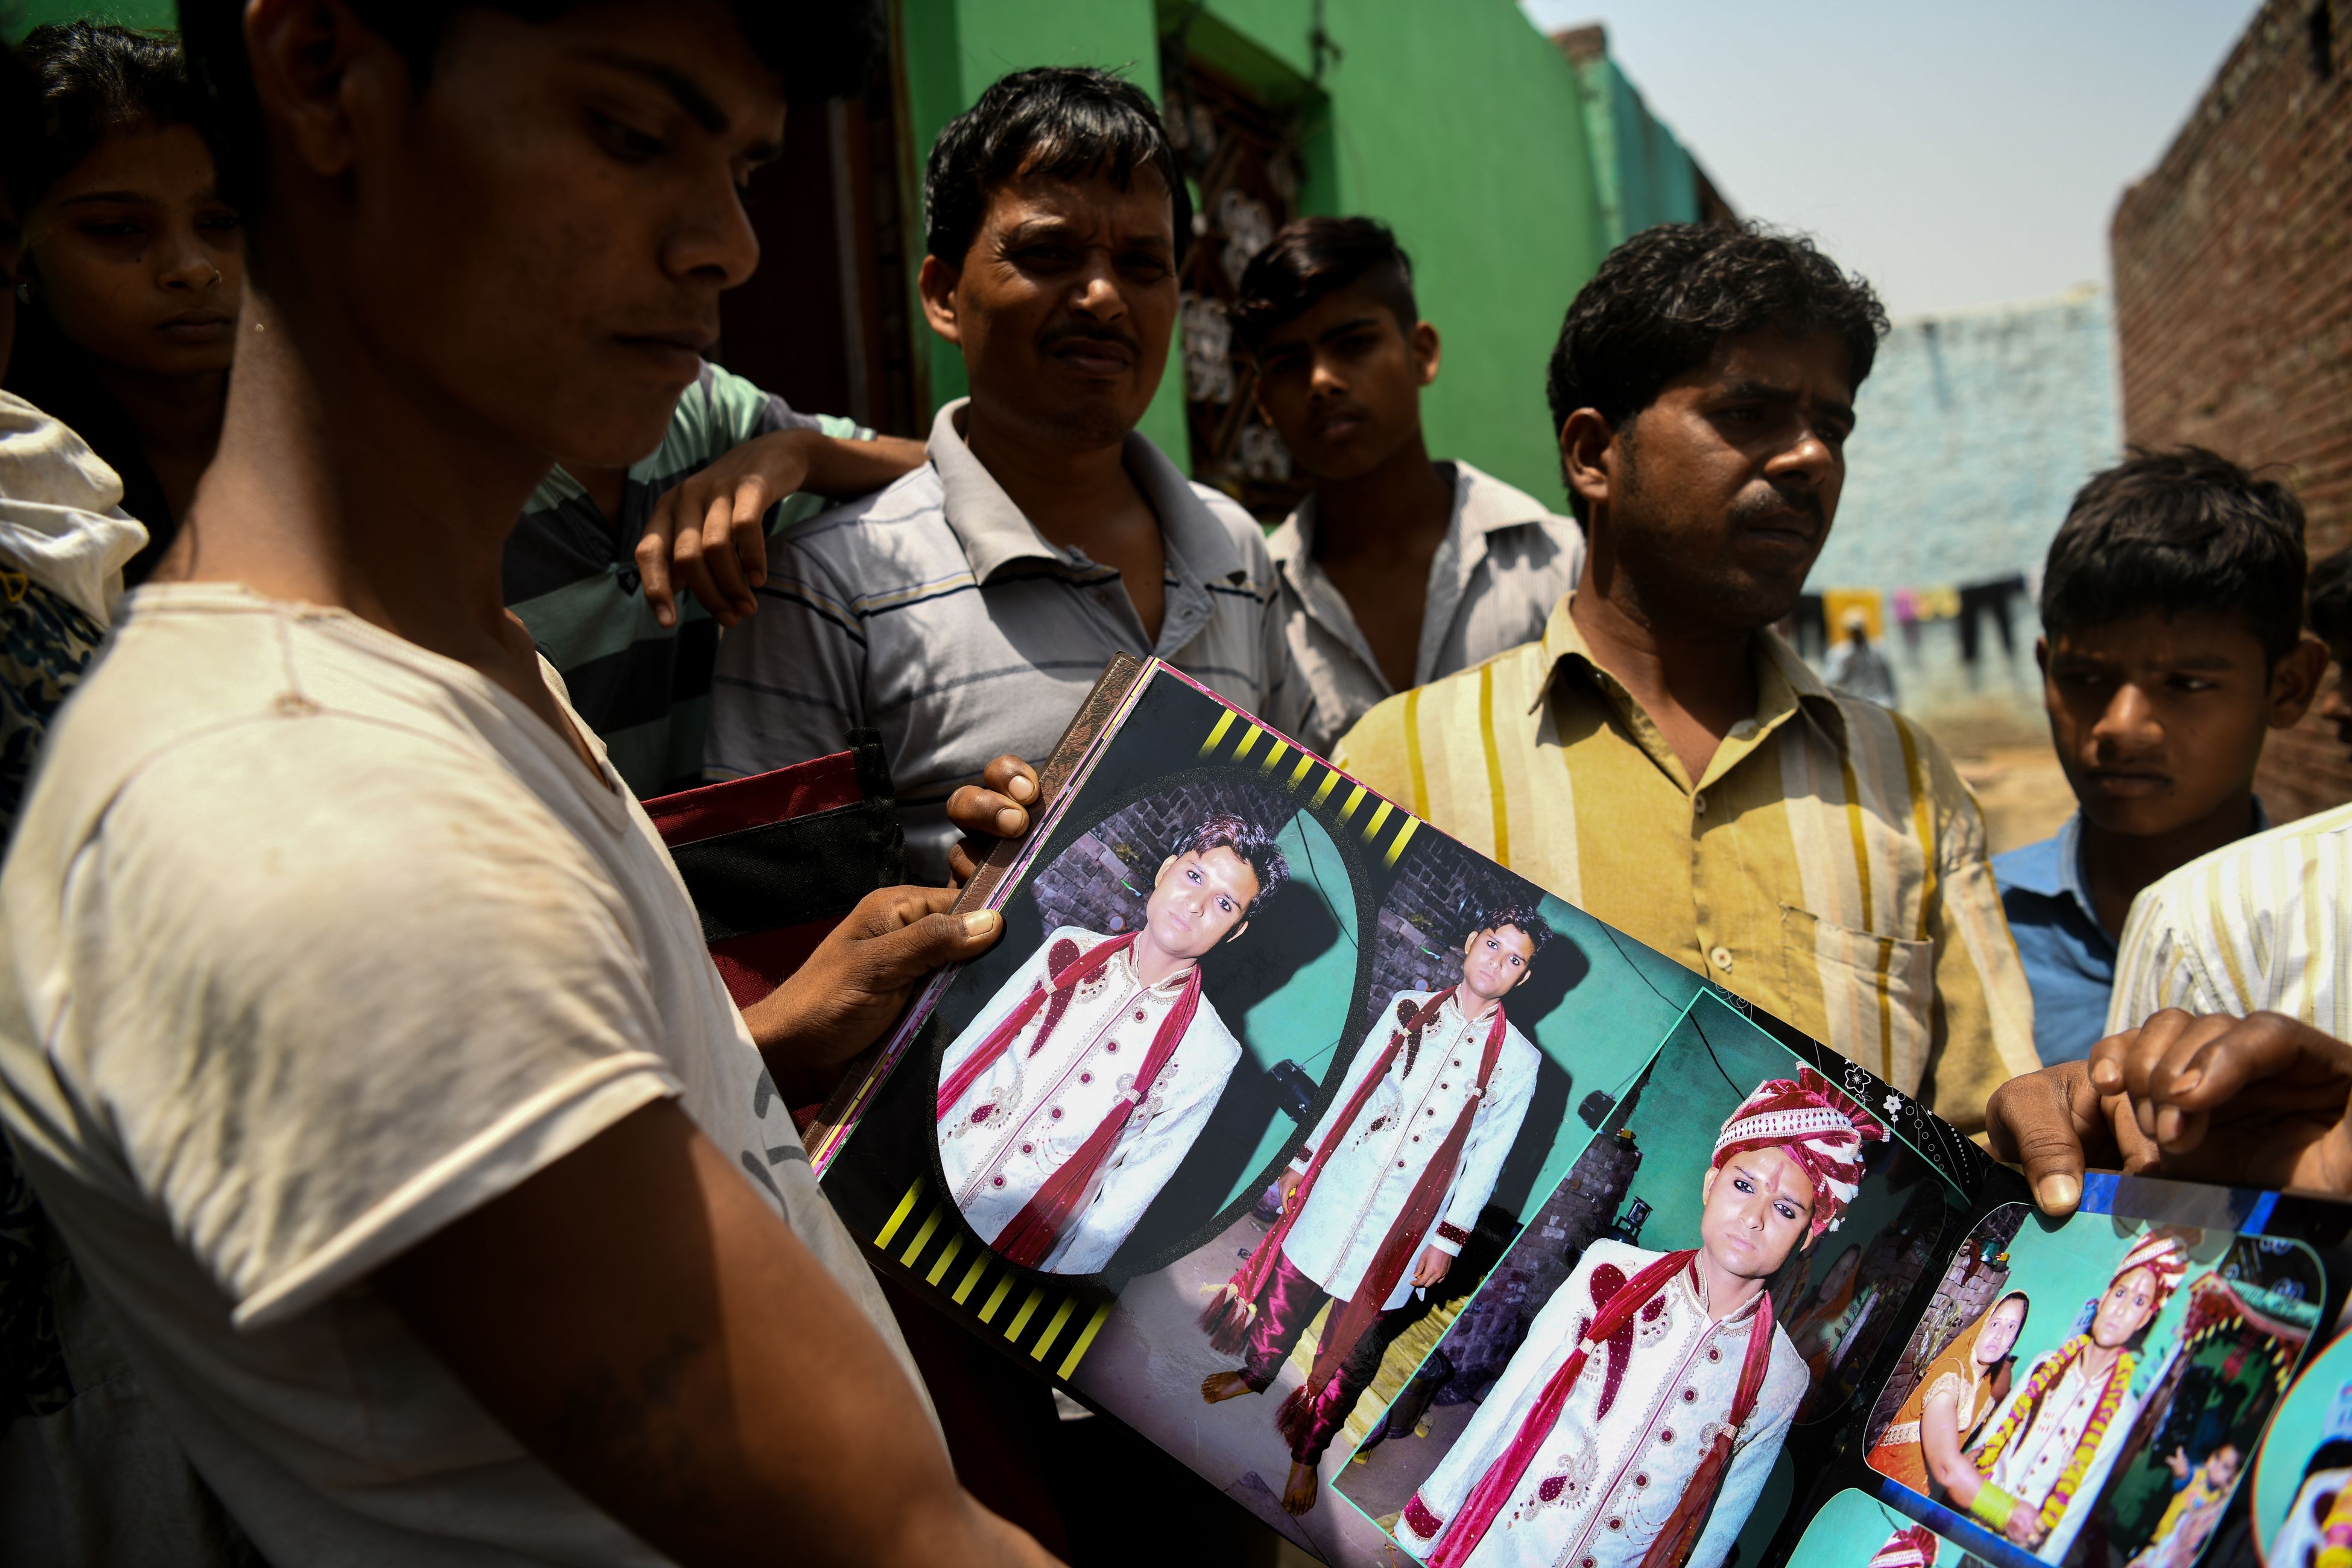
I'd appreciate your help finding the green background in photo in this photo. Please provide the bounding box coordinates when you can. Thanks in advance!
[1788,1487,1958,1567]
[1974,1209,2234,1406]
[1222,882,1710,1219]
[1218,808,1361,1203]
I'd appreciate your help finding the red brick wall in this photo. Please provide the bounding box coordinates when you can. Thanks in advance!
[2110,0,2352,821]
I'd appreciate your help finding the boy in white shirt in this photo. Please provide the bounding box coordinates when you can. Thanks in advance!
[0,4,1053,1566]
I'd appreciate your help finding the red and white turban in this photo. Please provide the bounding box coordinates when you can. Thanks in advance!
[2114,1230,2192,1312]
[1867,1525,1938,1568]
[1711,1067,1889,1241]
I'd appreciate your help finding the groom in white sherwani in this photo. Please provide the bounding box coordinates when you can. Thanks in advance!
[1200,906,1550,1515]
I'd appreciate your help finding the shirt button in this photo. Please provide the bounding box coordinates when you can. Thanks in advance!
[1397,1160,1408,1169]
[1105,1042,1119,1054]
[1710,946,1734,973]
[1050,1107,1064,1119]
[992,1175,1006,1187]
[1693,792,1707,815]
[1080,1072,1093,1084]
[1134,1009,1147,1022]
[1021,1143,1034,1154]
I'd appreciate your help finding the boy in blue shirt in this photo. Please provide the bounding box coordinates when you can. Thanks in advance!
[1994,447,2328,1065]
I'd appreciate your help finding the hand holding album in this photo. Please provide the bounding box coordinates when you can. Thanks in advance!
[804,658,2352,1568]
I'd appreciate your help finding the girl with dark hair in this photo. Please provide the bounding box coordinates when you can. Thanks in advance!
[4,22,240,584]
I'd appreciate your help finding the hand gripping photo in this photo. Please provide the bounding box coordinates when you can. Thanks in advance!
[1391,1068,1888,1568]
[934,812,1288,1273]
[1196,906,1552,1517]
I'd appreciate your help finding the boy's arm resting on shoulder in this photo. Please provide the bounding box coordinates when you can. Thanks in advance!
[376,1099,1057,1568]
[636,429,926,631]
[701,536,868,785]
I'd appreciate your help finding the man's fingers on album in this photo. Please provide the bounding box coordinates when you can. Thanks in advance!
[854,884,956,935]
[1984,1065,2092,1214]
[947,839,980,887]
[2111,1010,2196,1100]
[2152,1101,2210,1155]
[865,907,1002,979]
[2106,1091,2163,1175]
[946,785,1027,842]
[981,754,1041,805]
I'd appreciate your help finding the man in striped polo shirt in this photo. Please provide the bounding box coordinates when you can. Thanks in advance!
[704,67,1292,881]
[1334,224,2037,1134]
[504,359,923,798]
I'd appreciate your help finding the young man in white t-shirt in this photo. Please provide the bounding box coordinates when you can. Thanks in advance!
[0,4,1054,1566]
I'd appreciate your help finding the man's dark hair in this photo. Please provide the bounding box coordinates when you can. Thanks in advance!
[2310,544,2352,654]
[2040,447,2309,665]
[7,24,220,218]
[923,65,1190,270]
[1546,221,1888,525]
[1177,812,1288,915]
[177,1,883,218]
[1231,215,1417,353]
[1472,903,1554,953]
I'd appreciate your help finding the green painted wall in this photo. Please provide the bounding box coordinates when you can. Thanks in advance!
[4,0,173,41]
[1572,54,1701,247]
[900,0,1610,507]
[1184,0,1605,506]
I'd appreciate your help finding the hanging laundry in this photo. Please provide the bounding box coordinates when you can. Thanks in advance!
[1822,587,1886,645]
[1955,575,2026,666]
[1913,585,1961,621]
[1792,593,1829,659]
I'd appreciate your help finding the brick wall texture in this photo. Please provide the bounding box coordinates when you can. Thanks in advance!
[2111,0,2352,820]
[1028,779,1298,938]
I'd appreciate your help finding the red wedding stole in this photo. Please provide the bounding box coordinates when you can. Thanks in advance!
[1420,1249,1776,1568]
[935,932,1203,1269]
[1202,988,1506,1424]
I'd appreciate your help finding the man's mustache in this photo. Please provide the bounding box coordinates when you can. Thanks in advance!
[1038,323,1142,358]
[1729,486,1826,528]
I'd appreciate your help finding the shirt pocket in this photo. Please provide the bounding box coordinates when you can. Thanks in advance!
[1778,904,1935,1092]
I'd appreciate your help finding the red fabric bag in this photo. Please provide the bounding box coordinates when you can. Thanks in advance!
[642,728,907,1007]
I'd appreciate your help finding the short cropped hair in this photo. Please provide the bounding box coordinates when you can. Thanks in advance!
[1177,812,1288,915]
[1547,222,1888,524]
[1473,903,1554,953]
[179,0,882,217]
[2040,447,2309,665]
[1231,215,1418,353]
[2310,545,2352,653]
[8,24,219,218]
[924,66,1189,271]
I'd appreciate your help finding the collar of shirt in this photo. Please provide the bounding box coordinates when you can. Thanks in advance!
[1268,459,1563,693]
[1529,592,1850,792]
[2002,798,2272,931]
[927,397,1248,593]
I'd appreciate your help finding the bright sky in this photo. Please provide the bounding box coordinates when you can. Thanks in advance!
[1517,1,2260,320]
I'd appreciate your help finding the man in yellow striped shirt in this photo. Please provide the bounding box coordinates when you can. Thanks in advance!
[1334,224,2038,1133]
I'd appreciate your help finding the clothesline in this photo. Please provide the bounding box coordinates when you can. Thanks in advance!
[1789,572,2036,666]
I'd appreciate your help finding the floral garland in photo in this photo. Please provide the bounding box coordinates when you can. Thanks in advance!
[1965,1334,2136,1535]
